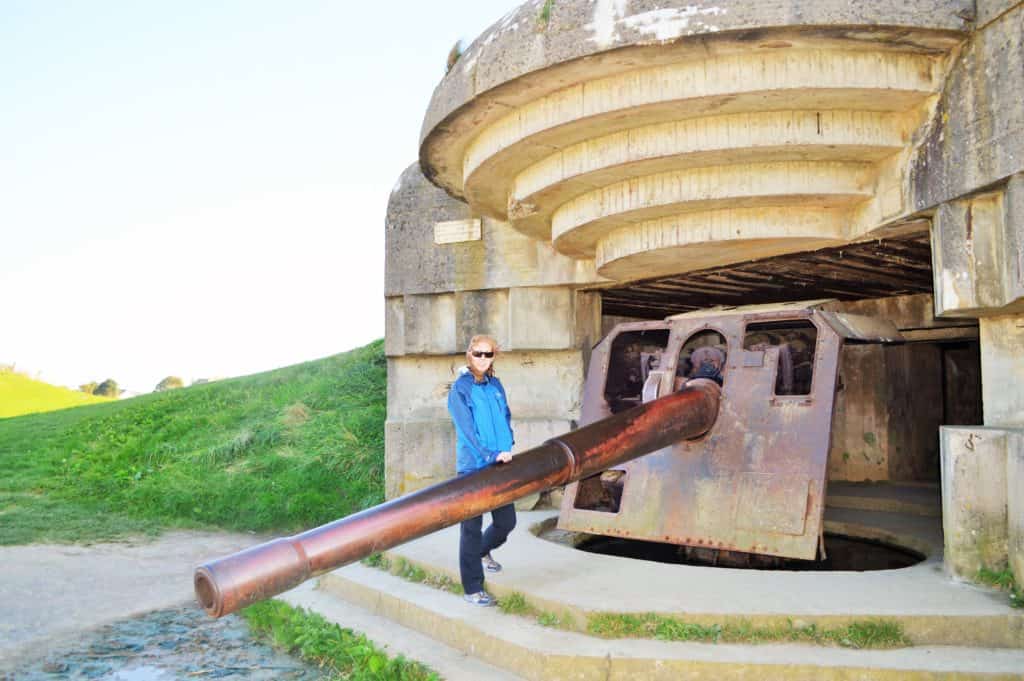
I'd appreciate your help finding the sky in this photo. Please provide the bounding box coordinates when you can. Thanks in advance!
[1,0,521,394]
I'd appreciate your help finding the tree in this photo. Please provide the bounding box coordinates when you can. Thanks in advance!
[94,379,120,397]
[155,376,185,392]
[79,381,98,394]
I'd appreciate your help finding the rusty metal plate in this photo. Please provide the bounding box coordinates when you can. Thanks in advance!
[735,473,810,536]
[818,311,904,343]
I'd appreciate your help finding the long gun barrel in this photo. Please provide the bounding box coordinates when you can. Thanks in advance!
[194,380,721,617]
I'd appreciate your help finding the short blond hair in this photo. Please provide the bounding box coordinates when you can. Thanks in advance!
[466,334,499,379]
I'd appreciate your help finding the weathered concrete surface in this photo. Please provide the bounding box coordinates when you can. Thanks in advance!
[980,314,1024,427]
[301,507,1024,679]
[932,176,1024,318]
[423,1,969,196]
[911,7,1024,212]
[1010,444,1024,589]
[940,427,1019,580]
[321,562,1024,680]
[0,531,263,662]
[384,161,603,498]
[825,294,979,482]
[826,481,942,517]
[386,287,601,358]
[829,343,944,482]
[387,352,584,422]
[385,351,585,497]
[833,293,978,335]
[978,0,1020,27]
[385,162,600,299]
[409,1,991,284]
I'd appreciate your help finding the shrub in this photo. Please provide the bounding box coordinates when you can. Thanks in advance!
[94,379,120,397]
[155,376,185,392]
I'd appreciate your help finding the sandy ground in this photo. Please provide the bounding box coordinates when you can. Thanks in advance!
[0,530,265,664]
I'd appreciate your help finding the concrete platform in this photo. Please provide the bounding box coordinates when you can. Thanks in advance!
[314,561,1024,680]
[296,496,1023,679]
[341,509,1020,646]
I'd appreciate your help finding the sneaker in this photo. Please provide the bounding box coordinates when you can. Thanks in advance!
[482,553,502,573]
[463,591,495,606]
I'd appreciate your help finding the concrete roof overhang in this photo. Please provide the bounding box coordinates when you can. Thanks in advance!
[417,0,972,285]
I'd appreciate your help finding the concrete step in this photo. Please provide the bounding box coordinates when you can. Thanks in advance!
[379,512,1020,649]
[315,563,1024,681]
[826,481,942,517]
[279,580,524,681]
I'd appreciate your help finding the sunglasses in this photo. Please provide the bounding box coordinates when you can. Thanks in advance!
[470,350,495,358]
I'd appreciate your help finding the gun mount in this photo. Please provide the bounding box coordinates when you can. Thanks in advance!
[559,301,903,561]
[194,379,720,617]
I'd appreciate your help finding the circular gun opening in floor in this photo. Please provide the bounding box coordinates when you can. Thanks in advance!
[537,521,924,571]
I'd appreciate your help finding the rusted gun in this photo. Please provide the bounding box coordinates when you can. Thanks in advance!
[194,379,721,617]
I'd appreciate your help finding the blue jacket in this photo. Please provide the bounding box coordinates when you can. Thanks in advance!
[448,368,514,474]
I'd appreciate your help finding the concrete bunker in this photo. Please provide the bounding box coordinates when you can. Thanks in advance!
[387,0,1024,589]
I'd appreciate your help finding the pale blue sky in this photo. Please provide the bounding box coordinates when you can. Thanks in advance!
[1,0,520,393]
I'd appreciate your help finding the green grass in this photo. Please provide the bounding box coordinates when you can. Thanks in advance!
[0,340,387,545]
[587,613,910,648]
[538,0,554,27]
[977,566,1023,608]
[0,368,112,418]
[241,600,439,680]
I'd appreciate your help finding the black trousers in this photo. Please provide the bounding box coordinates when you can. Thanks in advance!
[459,503,517,594]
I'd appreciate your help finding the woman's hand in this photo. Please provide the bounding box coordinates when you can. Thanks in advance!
[496,451,512,463]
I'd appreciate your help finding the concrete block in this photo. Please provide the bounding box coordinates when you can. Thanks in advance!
[1010,441,1024,589]
[510,419,574,454]
[385,164,467,298]
[385,163,600,297]
[980,314,1024,427]
[930,190,1024,317]
[574,291,602,374]
[384,297,404,357]
[385,419,456,499]
[403,294,457,355]
[455,289,509,351]
[912,7,1024,211]
[387,356,461,421]
[384,421,405,500]
[507,287,574,350]
[1003,172,1024,308]
[833,293,976,335]
[978,0,1019,27]
[386,352,585,422]
[940,426,1010,580]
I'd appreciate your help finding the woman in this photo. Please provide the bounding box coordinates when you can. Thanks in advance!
[447,334,516,606]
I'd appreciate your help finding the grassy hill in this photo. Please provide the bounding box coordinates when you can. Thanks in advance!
[0,340,386,545]
[0,369,113,418]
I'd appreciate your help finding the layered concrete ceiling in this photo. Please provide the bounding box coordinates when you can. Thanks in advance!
[597,230,935,318]
[420,0,972,284]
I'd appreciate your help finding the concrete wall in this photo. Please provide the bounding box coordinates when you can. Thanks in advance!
[829,343,946,482]
[908,3,1024,585]
[825,295,978,482]
[941,426,1022,581]
[384,163,602,497]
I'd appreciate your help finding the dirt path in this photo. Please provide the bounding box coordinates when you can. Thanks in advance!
[0,530,264,663]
